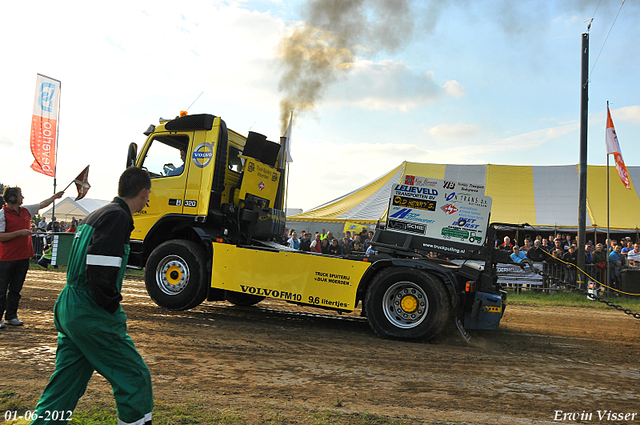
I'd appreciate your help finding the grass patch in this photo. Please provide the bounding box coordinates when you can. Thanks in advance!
[28,258,66,272]
[152,399,243,425]
[0,390,441,425]
[505,289,640,311]
[28,259,144,278]
[125,268,145,278]
[308,410,418,425]
[0,390,35,412]
[70,406,118,425]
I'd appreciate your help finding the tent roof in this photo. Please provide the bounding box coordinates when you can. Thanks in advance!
[40,197,110,221]
[288,162,640,231]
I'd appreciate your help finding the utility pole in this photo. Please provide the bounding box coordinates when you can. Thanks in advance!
[577,32,589,289]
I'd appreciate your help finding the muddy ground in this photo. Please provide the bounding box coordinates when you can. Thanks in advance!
[1,269,639,424]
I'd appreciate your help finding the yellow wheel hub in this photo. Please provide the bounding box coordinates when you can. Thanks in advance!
[400,295,419,313]
[165,265,183,285]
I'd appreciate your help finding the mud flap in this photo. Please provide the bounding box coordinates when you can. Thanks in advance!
[455,316,472,343]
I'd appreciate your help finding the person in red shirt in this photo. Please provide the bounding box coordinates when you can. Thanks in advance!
[499,236,513,251]
[310,233,323,253]
[0,187,63,328]
[65,222,77,233]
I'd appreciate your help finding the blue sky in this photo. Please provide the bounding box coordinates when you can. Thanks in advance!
[1,0,638,211]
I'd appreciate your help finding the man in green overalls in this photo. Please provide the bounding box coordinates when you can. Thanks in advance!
[32,167,153,425]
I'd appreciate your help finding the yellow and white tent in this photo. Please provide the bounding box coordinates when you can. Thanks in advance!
[287,162,640,232]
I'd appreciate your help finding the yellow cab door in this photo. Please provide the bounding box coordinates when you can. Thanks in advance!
[182,119,221,217]
[132,131,193,241]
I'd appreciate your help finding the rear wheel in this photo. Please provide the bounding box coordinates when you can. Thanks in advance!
[145,240,208,310]
[225,291,265,307]
[365,267,451,341]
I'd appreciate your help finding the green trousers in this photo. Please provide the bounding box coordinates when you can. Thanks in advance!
[32,287,153,425]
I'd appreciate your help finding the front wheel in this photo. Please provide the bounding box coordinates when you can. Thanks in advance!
[145,240,208,310]
[365,267,451,341]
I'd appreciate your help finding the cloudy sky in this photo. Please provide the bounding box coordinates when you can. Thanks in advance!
[1,0,639,212]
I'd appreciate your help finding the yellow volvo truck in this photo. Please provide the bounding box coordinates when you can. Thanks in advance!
[125,113,509,341]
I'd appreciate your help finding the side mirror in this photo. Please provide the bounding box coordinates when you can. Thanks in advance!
[126,143,138,168]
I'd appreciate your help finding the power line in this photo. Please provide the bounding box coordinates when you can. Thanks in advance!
[589,0,626,80]
[590,0,604,25]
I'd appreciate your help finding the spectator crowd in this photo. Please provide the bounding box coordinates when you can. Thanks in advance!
[285,227,377,257]
[498,233,639,289]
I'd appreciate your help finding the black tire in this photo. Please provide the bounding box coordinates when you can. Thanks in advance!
[365,267,451,341]
[145,240,208,310]
[225,291,265,307]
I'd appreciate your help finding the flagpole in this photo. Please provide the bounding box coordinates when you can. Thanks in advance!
[51,80,62,223]
[61,180,75,193]
[606,128,610,295]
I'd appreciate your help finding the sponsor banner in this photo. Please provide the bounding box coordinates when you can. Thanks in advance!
[387,176,492,247]
[391,195,436,211]
[343,221,370,234]
[455,181,485,194]
[387,219,426,235]
[452,260,543,285]
[403,175,439,187]
[30,74,61,177]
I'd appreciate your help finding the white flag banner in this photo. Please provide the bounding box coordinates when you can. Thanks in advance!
[606,104,631,190]
[284,111,293,163]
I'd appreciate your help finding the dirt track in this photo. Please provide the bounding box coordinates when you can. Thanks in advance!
[1,269,639,424]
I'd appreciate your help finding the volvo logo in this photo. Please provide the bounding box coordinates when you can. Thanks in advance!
[192,143,214,168]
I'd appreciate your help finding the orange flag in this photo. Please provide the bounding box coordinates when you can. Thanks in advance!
[605,104,631,189]
[30,74,61,177]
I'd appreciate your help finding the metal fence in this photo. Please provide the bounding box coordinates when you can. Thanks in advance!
[541,262,606,291]
[499,262,605,292]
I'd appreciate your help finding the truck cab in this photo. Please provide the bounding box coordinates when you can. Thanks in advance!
[126,113,284,267]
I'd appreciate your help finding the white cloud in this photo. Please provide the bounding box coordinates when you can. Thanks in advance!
[443,80,465,98]
[429,123,579,164]
[324,60,463,111]
[428,123,479,140]
[614,106,640,125]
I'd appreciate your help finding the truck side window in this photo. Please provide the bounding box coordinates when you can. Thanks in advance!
[228,146,244,174]
[140,135,190,178]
